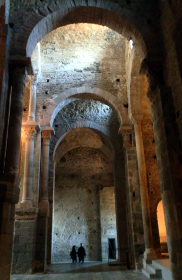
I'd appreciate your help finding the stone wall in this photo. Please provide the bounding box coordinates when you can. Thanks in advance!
[52,183,101,262]
[100,186,117,260]
[141,75,161,251]
[52,146,113,262]
[31,23,128,126]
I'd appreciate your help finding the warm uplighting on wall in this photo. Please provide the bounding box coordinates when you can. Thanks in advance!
[157,200,167,243]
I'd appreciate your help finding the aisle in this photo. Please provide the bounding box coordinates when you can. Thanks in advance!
[11,262,148,280]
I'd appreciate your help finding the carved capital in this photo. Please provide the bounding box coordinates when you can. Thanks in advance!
[21,122,39,140]
[41,127,54,142]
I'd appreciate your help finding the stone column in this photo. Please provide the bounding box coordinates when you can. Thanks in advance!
[39,127,53,214]
[113,137,129,267]
[133,117,156,261]
[35,127,53,272]
[149,86,182,280]
[21,123,38,208]
[5,63,28,175]
[11,74,39,274]
[121,125,140,268]
[121,125,145,269]
[0,3,8,161]
[0,177,19,280]
[28,74,38,122]
[0,61,28,279]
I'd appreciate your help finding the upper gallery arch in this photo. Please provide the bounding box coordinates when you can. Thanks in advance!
[9,0,160,59]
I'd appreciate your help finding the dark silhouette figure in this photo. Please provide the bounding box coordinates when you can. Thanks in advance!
[70,245,77,263]
[78,243,86,263]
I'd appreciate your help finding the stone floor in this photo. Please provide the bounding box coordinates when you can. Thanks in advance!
[11,262,148,280]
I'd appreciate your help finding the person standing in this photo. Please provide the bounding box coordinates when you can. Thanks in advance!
[78,243,86,263]
[70,245,77,263]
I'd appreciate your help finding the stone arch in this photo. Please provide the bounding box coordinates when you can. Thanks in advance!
[53,127,114,164]
[49,87,126,127]
[9,3,150,58]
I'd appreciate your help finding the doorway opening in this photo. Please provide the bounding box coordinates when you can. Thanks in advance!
[157,200,168,256]
[108,238,116,260]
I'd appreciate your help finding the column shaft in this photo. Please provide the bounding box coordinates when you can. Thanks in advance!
[134,120,155,260]
[28,75,37,122]
[5,65,27,175]
[35,128,53,272]
[40,128,53,208]
[21,125,38,208]
[0,62,27,279]
[114,148,129,266]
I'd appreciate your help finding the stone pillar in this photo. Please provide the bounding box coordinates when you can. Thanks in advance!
[113,138,129,267]
[121,125,144,269]
[0,3,8,160]
[133,117,156,262]
[121,126,145,268]
[11,122,39,274]
[5,63,28,175]
[11,207,38,274]
[35,127,53,272]
[0,61,28,279]
[21,123,38,208]
[0,177,19,280]
[149,86,182,280]
[39,127,53,214]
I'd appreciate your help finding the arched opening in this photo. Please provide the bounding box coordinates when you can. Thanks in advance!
[157,201,168,257]
[10,18,150,276]
[9,3,163,278]
[1,1,182,280]
[49,90,123,266]
[52,129,116,263]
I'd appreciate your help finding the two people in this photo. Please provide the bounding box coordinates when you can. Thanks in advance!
[70,243,86,263]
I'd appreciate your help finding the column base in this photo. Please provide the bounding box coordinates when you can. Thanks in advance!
[34,214,48,272]
[20,199,33,208]
[144,248,157,264]
[11,207,38,274]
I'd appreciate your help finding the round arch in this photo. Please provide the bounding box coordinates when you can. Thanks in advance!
[53,127,114,163]
[26,6,146,57]
[9,2,154,58]
[49,87,126,127]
